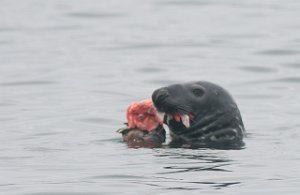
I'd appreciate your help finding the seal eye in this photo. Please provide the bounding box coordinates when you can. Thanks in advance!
[192,88,204,97]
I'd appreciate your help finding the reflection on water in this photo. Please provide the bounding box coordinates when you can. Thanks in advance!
[149,149,241,190]
[158,151,232,174]
[1,0,300,194]
[163,164,231,174]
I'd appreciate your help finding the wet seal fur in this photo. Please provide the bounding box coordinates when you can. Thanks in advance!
[152,81,245,149]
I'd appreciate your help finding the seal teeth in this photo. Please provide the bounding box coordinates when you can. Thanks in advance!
[167,114,172,121]
[157,112,165,123]
[181,114,190,128]
[166,114,173,125]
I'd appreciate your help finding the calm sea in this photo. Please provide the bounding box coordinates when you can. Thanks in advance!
[0,0,299,194]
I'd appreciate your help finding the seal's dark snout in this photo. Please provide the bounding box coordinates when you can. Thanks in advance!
[152,88,169,109]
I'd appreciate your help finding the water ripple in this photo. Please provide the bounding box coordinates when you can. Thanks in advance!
[187,181,241,189]
[255,49,299,56]
[277,76,300,83]
[66,12,124,19]
[157,0,211,6]
[238,66,277,73]
[24,147,66,152]
[236,94,279,99]
[143,79,179,85]
[0,27,17,32]
[135,67,166,73]
[163,164,232,174]
[77,117,122,125]
[92,90,130,97]
[283,62,300,69]
[101,42,208,50]
[88,174,147,180]
[23,193,100,195]
[0,40,11,45]
[41,25,83,31]
[155,150,228,160]
[0,80,56,87]
[235,76,300,85]
[0,117,14,121]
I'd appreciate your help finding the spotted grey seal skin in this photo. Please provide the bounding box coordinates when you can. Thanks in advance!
[152,81,246,149]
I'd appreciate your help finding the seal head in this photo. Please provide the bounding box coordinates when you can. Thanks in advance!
[152,81,245,149]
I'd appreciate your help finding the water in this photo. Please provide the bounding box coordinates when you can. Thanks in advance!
[0,0,300,194]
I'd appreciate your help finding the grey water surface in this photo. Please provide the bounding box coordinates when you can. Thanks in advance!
[0,0,300,194]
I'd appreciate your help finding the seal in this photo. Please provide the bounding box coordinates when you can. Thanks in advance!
[152,81,245,149]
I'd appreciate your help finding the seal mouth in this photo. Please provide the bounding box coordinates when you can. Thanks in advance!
[152,87,194,129]
[157,112,193,129]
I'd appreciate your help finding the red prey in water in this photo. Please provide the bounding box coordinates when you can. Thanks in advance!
[117,99,166,148]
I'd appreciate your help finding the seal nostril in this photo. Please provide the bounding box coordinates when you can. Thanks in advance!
[152,89,169,105]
